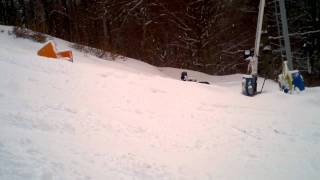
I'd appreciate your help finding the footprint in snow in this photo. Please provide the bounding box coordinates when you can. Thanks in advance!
[64,107,77,114]
[19,138,32,145]
[135,109,142,114]
[40,172,53,180]
[100,74,109,78]
[26,148,40,155]
[312,132,320,139]
[151,88,166,94]
[28,77,38,83]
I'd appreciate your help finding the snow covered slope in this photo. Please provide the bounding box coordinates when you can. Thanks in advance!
[0,25,320,180]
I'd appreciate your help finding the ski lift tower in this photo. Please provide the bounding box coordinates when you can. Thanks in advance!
[276,0,305,93]
[278,0,293,70]
[242,0,266,96]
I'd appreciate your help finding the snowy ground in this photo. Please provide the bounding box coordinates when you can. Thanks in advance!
[0,25,320,180]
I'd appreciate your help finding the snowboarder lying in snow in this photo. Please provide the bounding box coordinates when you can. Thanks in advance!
[180,71,210,84]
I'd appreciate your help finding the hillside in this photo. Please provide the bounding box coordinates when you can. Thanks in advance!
[0,25,320,180]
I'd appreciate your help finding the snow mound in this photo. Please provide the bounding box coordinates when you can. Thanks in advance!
[0,25,320,180]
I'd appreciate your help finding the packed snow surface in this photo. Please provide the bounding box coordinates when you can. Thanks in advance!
[0,25,320,180]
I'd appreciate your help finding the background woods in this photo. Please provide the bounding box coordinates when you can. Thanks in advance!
[1,0,319,80]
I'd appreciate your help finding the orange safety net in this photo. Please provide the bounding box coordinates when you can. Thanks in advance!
[57,50,73,59]
[37,41,73,62]
[37,42,57,58]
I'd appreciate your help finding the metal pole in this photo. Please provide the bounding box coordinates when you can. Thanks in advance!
[279,0,293,70]
[274,0,284,62]
[252,0,266,75]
